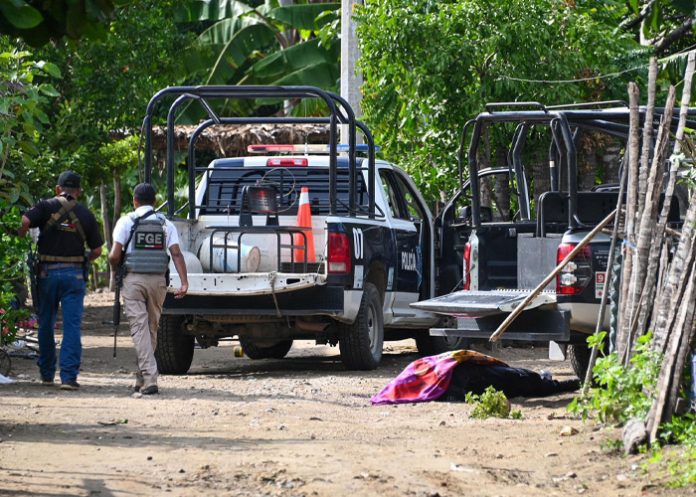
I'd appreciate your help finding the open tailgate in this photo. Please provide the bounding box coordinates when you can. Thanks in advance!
[411,290,570,342]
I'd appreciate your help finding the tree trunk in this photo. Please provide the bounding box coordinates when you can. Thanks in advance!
[623,86,675,360]
[647,255,696,443]
[112,170,123,229]
[99,182,113,291]
[109,171,123,292]
[494,146,510,219]
[602,143,622,184]
[577,132,597,192]
[616,83,641,357]
[478,126,492,209]
[652,186,696,353]
[99,182,112,251]
[532,148,550,206]
[635,53,696,341]
[637,57,658,217]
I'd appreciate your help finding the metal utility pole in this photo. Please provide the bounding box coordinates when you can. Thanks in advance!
[340,0,363,144]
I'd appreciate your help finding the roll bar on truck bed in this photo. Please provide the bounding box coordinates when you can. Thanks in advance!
[139,85,378,220]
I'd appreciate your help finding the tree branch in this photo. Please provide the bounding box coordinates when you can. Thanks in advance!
[654,18,695,54]
[620,0,657,31]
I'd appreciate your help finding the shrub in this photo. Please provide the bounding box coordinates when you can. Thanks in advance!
[0,201,30,346]
[568,332,661,424]
[465,386,521,419]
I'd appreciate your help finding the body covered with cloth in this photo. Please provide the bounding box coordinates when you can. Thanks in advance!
[371,350,580,405]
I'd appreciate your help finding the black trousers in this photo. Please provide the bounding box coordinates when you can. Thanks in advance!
[441,363,580,401]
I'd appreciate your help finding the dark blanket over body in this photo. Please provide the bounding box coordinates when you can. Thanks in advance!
[440,362,581,401]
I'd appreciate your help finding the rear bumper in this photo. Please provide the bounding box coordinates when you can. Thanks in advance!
[430,308,571,342]
[169,272,326,297]
[163,284,346,317]
[558,302,609,334]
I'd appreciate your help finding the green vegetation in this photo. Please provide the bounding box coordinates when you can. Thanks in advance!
[0,203,30,346]
[0,0,125,47]
[465,386,521,419]
[355,0,643,200]
[569,332,696,487]
[177,0,341,117]
[0,46,58,343]
[569,332,661,424]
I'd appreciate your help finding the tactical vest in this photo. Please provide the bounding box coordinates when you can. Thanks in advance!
[39,195,87,263]
[124,212,169,274]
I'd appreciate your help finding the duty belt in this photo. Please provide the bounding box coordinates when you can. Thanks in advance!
[41,262,84,269]
[39,254,85,263]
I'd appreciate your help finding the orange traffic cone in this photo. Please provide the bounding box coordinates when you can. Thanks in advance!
[294,186,316,263]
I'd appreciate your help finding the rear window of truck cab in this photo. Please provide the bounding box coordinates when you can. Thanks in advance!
[200,160,369,216]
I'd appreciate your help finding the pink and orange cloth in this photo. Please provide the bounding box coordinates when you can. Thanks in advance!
[371,349,506,405]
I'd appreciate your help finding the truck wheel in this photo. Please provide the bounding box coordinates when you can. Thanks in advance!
[339,282,384,370]
[239,338,293,359]
[568,344,591,380]
[155,315,194,374]
[415,335,470,356]
[569,340,608,381]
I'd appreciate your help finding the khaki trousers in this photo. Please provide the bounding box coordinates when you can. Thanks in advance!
[122,272,167,388]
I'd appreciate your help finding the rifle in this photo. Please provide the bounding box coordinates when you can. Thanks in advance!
[27,246,40,313]
[112,265,125,357]
[103,264,124,358]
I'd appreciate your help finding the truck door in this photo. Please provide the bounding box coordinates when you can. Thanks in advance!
[379,170,424,314]
[439,168,531,293]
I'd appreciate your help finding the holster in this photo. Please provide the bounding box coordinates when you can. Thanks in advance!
[83,256,90,282]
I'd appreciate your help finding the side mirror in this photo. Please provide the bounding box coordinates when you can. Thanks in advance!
[458,206,472,223]
[457,205,492,223]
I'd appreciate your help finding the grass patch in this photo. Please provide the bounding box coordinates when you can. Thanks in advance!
[465,386,522,419]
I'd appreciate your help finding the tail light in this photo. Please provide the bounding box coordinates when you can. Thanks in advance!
[267,158,308,167]
[556,243,593,295]
[463,242,472,290]
[328,232,352,274]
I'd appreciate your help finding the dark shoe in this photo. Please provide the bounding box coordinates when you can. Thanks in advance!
[60,381,80,391]
[133,385,141,393]
[555,379,581,393]
[140,385,158,395]
[41,378,54,386]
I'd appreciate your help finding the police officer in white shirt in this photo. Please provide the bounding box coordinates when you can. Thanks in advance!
[108,183,188,395]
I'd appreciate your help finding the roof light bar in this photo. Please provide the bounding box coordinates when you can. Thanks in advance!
[248,144,380,154]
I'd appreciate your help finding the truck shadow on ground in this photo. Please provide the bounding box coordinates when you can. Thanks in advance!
[0,417,369,452]
[187,349,418,378]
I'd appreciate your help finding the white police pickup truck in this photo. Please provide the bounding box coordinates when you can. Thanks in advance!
[140,86,444,373]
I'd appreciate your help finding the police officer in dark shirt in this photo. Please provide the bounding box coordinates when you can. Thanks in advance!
[19,170,103,390]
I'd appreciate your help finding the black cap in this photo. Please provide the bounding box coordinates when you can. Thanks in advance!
[57,170,81,189]
[133,183,156,204]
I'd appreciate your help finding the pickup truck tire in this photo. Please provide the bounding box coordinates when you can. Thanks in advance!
[568,341,607,381]
[239,338,293,360]
[155,315,194,375]
[339,282,384,370]
[415,335,470,356]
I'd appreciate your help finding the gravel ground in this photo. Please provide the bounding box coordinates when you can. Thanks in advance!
[0,290,692,497]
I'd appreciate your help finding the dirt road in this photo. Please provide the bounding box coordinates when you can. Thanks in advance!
[0,292,690,497]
